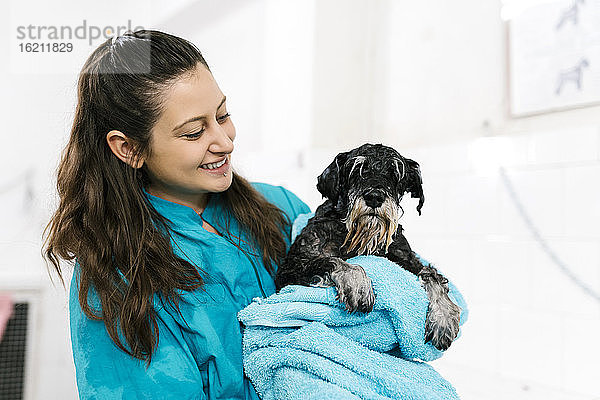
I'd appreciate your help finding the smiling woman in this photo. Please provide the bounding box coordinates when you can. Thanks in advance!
[41,30,311,399]
[106,63,237,212]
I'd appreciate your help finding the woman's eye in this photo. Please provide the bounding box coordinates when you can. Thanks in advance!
[183,113,230,139]
[184,129,204,139]
[218,112,231,123]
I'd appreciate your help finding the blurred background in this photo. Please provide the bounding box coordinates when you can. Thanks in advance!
[1,0,599,399]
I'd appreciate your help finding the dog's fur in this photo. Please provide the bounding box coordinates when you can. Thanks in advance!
[275,143,461,351]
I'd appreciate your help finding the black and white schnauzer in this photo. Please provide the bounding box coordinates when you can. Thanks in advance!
[275,143,461,351]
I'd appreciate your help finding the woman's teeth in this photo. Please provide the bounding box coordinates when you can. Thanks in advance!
[200,158,227,170]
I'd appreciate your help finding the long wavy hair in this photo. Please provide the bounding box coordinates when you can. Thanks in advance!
[42,30,291,367]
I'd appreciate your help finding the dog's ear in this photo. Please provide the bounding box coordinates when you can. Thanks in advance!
[317,150,350,204]
[403,158,425,215]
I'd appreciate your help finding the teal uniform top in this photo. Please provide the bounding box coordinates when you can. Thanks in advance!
[69,182,311,399]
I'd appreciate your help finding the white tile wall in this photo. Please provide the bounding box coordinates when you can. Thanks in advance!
[529,128,599,166]
[530,240,600,318]
[562,314,600,396]
[408,126,600,399]
[443,174,502,237]
[564,165,600,239]
[499,167,566,238]
[497,305,563,386]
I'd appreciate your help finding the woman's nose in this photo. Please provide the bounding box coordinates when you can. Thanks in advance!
[208,124,235,154]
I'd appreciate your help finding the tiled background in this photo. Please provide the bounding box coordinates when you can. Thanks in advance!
[406,130,600,399]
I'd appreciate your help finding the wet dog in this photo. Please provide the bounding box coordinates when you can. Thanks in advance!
[275,143,461,351]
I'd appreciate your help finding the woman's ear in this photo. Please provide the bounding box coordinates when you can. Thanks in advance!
[106,130,144,168]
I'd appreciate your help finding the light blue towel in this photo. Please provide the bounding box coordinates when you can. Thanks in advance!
[238,213,468,400]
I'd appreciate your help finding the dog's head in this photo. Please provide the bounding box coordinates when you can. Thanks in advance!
[316,143,425,255]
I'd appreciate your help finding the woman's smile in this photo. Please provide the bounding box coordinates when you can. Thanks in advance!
[199,155,231,175]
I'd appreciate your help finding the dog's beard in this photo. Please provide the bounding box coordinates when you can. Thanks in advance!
[341,195,399,255]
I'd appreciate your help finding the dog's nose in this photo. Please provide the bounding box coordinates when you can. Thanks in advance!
[363,189,385,209]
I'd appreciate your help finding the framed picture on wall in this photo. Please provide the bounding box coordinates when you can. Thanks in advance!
[507,0,600,116]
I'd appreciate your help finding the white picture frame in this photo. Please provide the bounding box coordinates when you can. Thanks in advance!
[507,0,600,116]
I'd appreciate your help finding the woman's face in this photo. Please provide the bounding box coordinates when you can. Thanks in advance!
[143,63,236,209]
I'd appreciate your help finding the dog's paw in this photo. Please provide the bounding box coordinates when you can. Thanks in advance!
[424,294,461,351]
[330,261,375,314]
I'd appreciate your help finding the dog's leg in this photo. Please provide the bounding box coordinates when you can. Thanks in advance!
[279,255,375,314]
[418,265,461,351]
[385,231,425,275]
[327,257,376,314]
[386,235,461,350]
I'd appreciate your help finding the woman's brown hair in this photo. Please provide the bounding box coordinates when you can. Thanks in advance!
[42,30,291,367]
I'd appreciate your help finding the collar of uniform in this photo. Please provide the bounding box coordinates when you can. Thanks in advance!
[142,187,219,232]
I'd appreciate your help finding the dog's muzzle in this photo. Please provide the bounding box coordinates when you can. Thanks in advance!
[341,194,399,255]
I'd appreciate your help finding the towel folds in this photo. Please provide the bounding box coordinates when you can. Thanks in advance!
[238,213,468,400]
